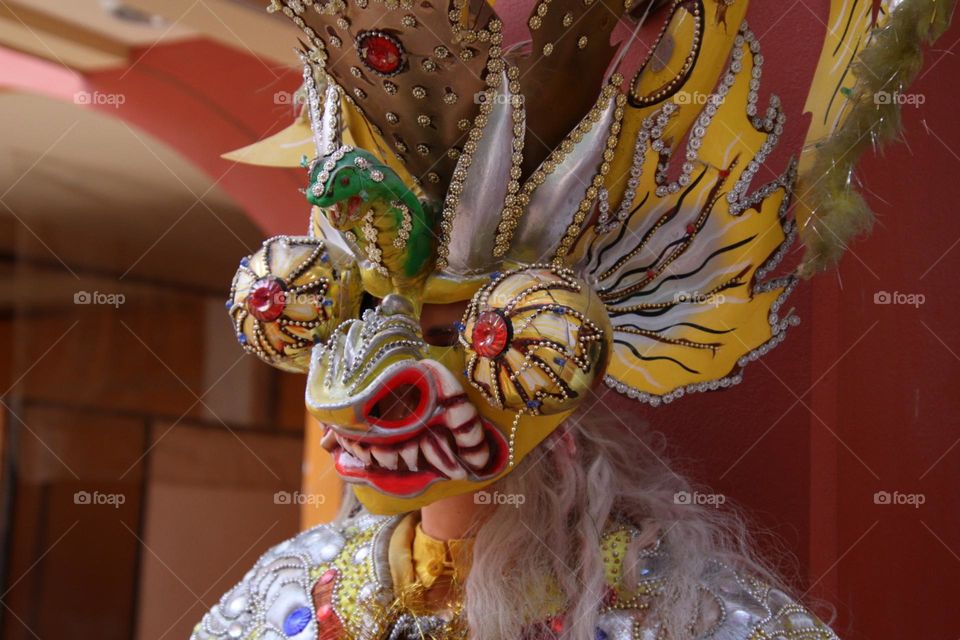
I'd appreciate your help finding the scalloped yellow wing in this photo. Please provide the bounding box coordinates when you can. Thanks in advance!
[572,1,799,404]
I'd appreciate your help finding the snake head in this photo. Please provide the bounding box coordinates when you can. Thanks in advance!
[307,147,386,230]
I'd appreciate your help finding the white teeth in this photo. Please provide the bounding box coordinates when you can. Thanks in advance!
[337,435,371,465]
[452,418,484,448]
[421,360,465,397]
[460,442,490,471]
[320,427,338,451]
[420,432,466,480]
[371,446,399,470]
[352,443,371,465]
[444,402,477,428]
[338,449,364,470]
[399,441,419,471]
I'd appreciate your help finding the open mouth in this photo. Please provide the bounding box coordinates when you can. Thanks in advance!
[320,415,509,497]
[330,195,365,227]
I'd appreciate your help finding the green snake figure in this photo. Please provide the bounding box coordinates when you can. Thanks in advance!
[305,146,436,282]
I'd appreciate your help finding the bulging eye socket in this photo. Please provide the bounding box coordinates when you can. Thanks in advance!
[459,266,613,415]
[228,235,364,374]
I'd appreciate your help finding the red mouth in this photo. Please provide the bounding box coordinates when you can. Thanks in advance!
[323,418,509,497]
[330,195,365,227]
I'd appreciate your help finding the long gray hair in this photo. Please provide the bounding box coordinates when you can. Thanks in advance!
[337,402,794,640]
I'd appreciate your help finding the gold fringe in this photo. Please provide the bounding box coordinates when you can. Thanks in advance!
[797,0,956,278]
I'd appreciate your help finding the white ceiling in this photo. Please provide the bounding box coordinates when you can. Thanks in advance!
[0,92,262,300]
[0,0,299,71]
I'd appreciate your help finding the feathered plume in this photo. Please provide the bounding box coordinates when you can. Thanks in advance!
[797,0,956,277]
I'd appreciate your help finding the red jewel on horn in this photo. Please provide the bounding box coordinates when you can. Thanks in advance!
[356,31,405,77]
[472,310,511,359]
[246,277,287,322]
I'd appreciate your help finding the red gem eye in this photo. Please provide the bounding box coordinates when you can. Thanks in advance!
[340,176,351,186]
[357,31,405,76]
[472,310,511,359]
[246,277,287,322]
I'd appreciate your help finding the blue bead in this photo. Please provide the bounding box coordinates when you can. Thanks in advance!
[237,334,247,345]
[224,299,233,310]
[320,253,329,263]
[595,628,608,640]
[526,399,541,409]
[239,256,250,268]
[283,606,312,636]
[453,321,465,331]
[490,271,502,280]
[554,357,566,366]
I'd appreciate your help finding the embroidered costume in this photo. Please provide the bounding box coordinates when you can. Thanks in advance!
[194,0,953,637]
[193,515,839,640]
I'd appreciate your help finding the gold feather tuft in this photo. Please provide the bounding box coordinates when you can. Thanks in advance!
[797,0,956,278]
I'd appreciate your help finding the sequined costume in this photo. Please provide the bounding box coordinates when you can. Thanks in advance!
[195,0,953,637]
[192,514,838,640]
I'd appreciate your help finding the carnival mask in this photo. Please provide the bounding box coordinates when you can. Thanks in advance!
[226,0,861,514]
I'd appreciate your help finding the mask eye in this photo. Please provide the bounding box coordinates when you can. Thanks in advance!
[461,266,611,415]
[228,236,363,373]
[423,324,458,347]
[360,293,381,314]
[420,301,469,347]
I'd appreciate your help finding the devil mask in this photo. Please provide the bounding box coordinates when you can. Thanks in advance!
[227,0,815,514]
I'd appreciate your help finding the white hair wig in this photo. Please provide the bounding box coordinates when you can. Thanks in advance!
[336,401,804,640]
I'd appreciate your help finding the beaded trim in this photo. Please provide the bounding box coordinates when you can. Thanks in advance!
[392,200,413,248]
[596,23,781,235]
[494,77,625,260]
[554,78,627,260]
[435,20,506,270]
[629,0,704,107]
[228,235,331,365]
[459,265,606,418]
[603,159,800,406]
[313,305,425,395]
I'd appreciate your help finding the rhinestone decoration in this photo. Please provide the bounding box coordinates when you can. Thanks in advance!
[245,277,287,322]
[355,30,406,77]
[282,607,312,636]
[471,310,511,359]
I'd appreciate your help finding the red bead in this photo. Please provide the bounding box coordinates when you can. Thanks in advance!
[246,277,286,322]
[686,223,696,235]
[358,32,404,76]
[605,587,618,605]
[549,616,565,633]
[646,269,657,280]
[718,168,730,179]
[472,310,511,359]
[316,603,334,620]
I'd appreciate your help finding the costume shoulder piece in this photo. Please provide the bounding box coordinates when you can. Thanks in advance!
[191,513,398,640]
[194,517,837,640]
[593,524,838,640]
